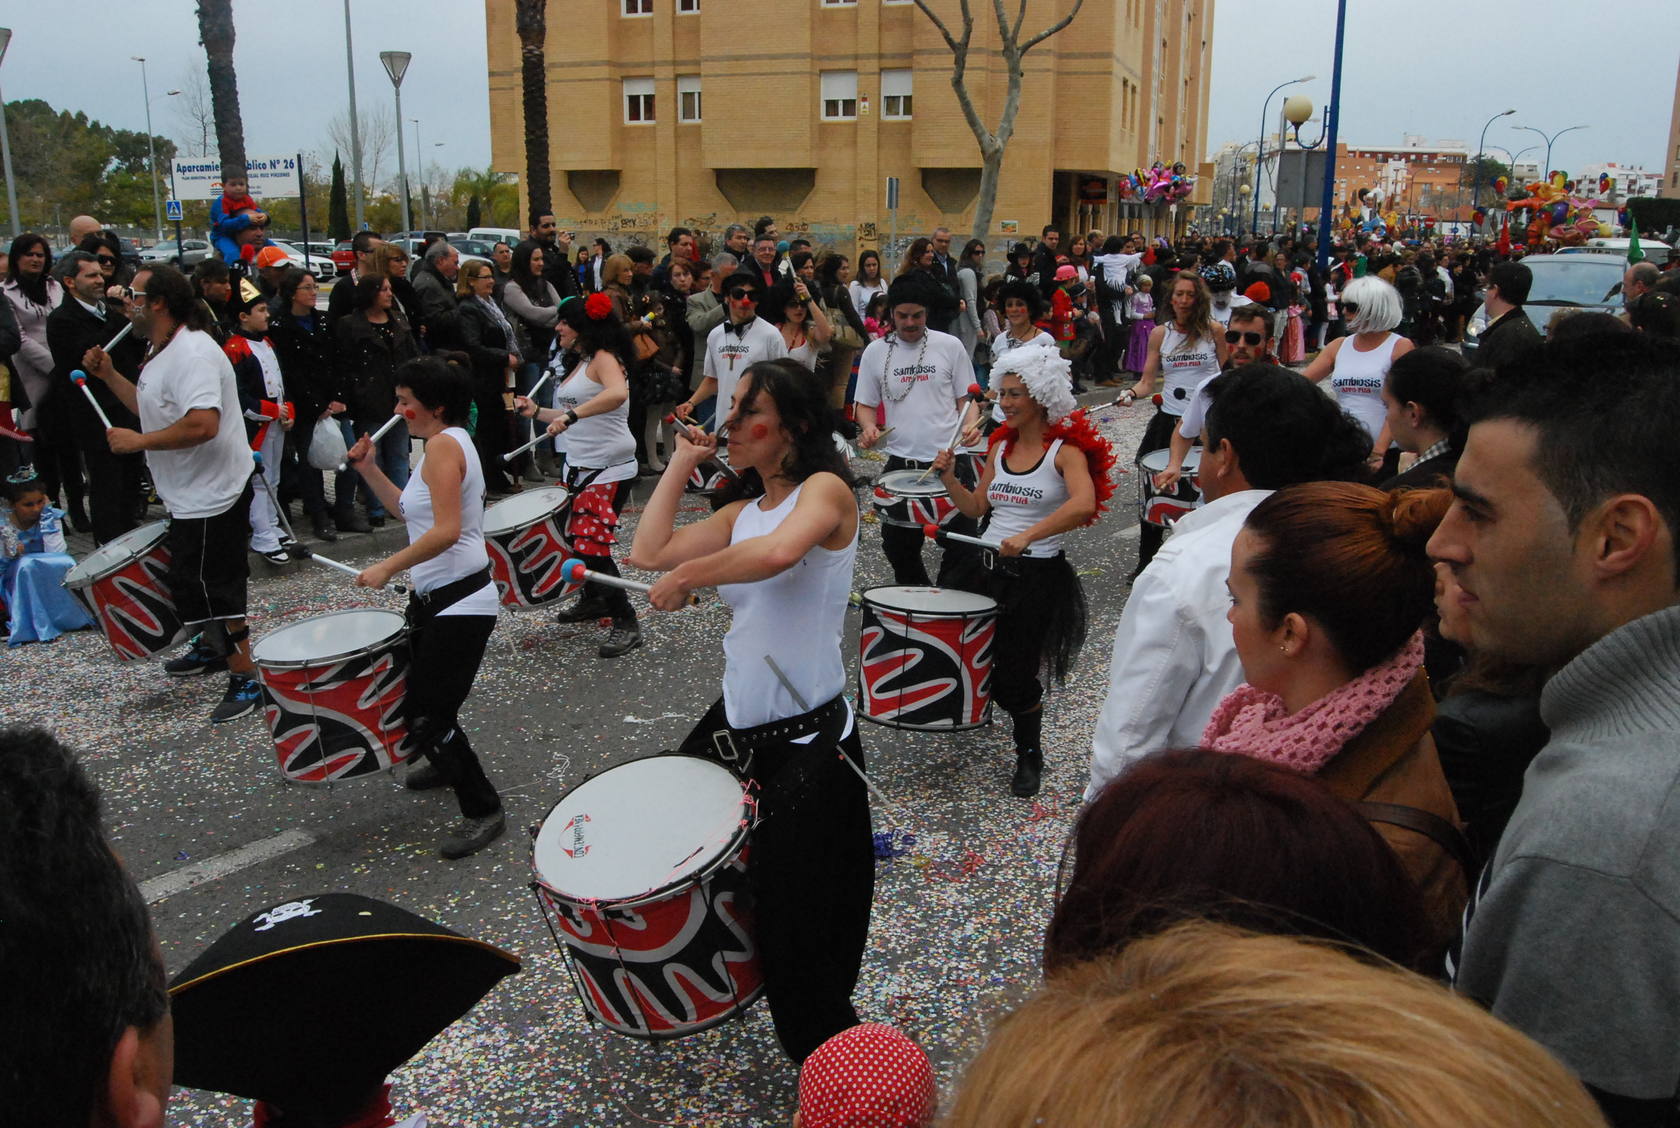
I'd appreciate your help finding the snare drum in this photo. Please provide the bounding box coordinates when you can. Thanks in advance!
[871,468,958,529]
[531,755,761,1040]
[250,609,414,784]
[62,520,182,661]
[483,487,583,609]
[1136,447,1203,528]
[858,585,997,730]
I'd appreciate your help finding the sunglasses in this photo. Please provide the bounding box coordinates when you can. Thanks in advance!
[1340,301,1359,315]
[729,288,759,302]
[97,255,117,265]
[124,288,146,301]
[1224,330,1264,345]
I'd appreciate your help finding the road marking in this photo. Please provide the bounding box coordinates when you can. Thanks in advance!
[140,829,316,905]
[1114,523,1141,541]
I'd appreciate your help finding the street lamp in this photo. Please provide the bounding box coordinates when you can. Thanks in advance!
[1274,95,1317,233]
[1470,109,1515,233]
[0,28,19,240]
[1253,74,1314,236]
[379,50,412,236]
[132,55,167,240]
[410,118,423,228]
[1515,123,1588,181]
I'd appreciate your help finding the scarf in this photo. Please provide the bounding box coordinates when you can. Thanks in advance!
[476,294,516,343]
[1202,632,1425,774]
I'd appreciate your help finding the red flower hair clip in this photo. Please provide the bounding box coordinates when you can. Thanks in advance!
[583,292,613,321]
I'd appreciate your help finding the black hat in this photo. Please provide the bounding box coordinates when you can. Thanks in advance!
[169,893,520,1105]
[885,273,943,313]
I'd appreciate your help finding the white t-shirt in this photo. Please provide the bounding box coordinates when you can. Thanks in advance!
[703,316,788,421]
[848,278,887,321]
[135,328,255,519]
[854,329,974,461]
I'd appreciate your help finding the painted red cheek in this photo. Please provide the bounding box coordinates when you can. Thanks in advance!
[402,409,417,420]
[750,424,768,439]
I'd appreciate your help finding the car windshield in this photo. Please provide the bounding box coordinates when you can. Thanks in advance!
[1522,258,1625,307]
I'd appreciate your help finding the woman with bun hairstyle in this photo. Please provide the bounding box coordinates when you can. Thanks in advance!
[934,345,1115,798]
[514,292,642,658]
[1211,481,1468,963]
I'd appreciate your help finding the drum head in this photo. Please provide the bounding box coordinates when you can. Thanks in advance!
[483,487,570,536]
[862,585,998,617]
[874,469,948,499]
[63,520,170,587]
[251,609,407,668]
[1138,447,1201,473]
[534,755,747,905]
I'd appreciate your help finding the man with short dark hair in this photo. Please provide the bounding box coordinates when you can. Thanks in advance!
[191,259,234,345]
[411,240,462,345]
[1031,224,1062,297]
[678,270,788,428]
[325,229,384,325]
[1474,261,1540,371]
[0,726,173,1128]
[747,234,783,291]
[83,264,263,723]
[529,211,580,299]
[588,238,611,292]
[653,226,698,289]
[1431,333,1680,1127]
[928,227,961,333]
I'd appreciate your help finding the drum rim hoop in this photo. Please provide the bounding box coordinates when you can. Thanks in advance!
[859,584,1000,617]
[251,608,410,669]
[62,519,172,589]
[530,753,755,910]
[873,468,951,498]
[482,486,574,535]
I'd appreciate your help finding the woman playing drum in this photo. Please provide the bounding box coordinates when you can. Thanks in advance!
[934,344,1115,797]
[628,357,872,1064]
[347,356,505,860]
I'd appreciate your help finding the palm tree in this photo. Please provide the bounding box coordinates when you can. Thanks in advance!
[515,0,551,219]
[452,166,517,228]
[195,0,247,182]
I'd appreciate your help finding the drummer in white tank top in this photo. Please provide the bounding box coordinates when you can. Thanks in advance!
[627,357,874,1062]
[1303,278,1414,475]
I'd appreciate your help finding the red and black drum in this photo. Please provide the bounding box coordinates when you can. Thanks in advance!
[870,454,981,529]
[1137,447,1203,528]
[250,609,414,784]
[483,486,583,609]
[858,585,997,731]
[531,754,761,1040]
[62,520,182,661]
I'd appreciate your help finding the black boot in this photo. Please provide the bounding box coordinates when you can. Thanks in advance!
[310,510,339,542]
[1010,707,1044,798]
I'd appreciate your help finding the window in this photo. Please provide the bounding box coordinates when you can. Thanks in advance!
[678,75,702,123]
[678,0,699,10]
[623,77,655,124]
[821,70,858,120]
[821,0,858,5]
[880,69,912,119]
[622,0,652,13]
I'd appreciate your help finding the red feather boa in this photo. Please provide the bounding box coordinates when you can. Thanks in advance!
[986,408,1117,524]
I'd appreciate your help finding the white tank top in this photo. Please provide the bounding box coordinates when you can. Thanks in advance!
[1330,332,1401,442]
[555,353,636,482]
[717,482,857,729]
[984,438,1069,557]
[400,427,497,616]
[1159,324,1222,416]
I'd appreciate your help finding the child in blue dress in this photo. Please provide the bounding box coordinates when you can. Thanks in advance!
[1,471,94,645]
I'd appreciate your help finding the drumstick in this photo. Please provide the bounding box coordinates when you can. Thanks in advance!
[560,558,699,606]
[0,423,30,443]
[527,364,557,400]
[920,524,995,550]
[288,543,408,594]
[102,320,136,353]
[70,372,116,431]
[914,384,985,484]
[337,413,404,472]
[762,654,901,815]
[503,427,552,463]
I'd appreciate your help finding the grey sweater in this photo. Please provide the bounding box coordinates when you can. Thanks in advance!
[1453,603,1680,1101]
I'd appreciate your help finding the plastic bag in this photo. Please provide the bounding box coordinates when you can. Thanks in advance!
[307,415,347,471]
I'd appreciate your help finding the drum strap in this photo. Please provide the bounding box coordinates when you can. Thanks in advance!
[407,566,493,621]
[713,694,849,760]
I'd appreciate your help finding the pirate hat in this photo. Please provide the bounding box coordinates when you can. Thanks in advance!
[169,893,519,1105]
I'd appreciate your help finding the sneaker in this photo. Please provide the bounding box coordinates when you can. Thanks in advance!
[555,597,609,625]
[210,674,262,724]
[334,507,371,534]
[440,810,506,859]
[165,635,227,678]
[1010,750,1043,798]
[368,514,388,529]
[260,547,292,565]
[405,758,447,791]
[598,621,642,659]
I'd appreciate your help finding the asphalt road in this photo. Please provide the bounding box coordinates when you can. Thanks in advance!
[5,394,1152,1126]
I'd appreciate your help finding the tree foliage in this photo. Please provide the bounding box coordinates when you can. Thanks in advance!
[329,153,352,241]
[0,98,177,232]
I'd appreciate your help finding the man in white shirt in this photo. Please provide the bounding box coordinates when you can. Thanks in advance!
[1085,364,1374,799]
[855,274,982,585]
[680,270,788,429]
[84,263,263,725]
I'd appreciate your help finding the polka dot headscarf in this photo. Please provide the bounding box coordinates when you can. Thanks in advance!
[797,1023,937,1128]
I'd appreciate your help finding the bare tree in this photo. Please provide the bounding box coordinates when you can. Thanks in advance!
[326,106,396,202]
[516,0,551,218]
[171,66,215,158]
[911,0,1086,241]
[195,0,248,181]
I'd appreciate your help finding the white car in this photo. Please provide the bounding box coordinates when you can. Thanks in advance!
[139,238,213,267]
[267,240,336,277]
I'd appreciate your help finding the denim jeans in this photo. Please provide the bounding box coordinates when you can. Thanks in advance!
[339,417,411,518]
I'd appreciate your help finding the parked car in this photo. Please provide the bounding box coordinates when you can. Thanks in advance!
[448,237,497,258]
[392,236,489,271]
[266,239,336,277]
[468,226,522,245]
[1555,237,1675,265]
[139,238,214,267]
[302,241,337,260]
[331,240,356,276]
[1461,252,1626,358]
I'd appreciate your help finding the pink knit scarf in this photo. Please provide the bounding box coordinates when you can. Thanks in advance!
[1201,632,1425,774]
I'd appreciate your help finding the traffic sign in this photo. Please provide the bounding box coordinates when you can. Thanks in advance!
[165,199,183,222]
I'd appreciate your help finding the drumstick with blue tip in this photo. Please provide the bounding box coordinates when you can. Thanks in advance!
[560,558,699,606]
[915,384,986,484]
[70,371,117,431]
[921,524,995,551]
[338,413,404,472]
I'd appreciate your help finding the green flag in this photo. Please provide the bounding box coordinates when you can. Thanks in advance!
[1628,216,1646,264]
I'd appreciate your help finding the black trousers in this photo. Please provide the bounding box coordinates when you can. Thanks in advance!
[879,453,980,587]
[84,443,144,546]
[279,424,328,519]
[678,697,874,1063]
[405,604,501,819]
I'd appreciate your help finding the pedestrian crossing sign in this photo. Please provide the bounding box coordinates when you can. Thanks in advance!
[166,199,183,222]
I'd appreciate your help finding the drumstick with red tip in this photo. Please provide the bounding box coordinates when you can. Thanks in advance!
[0,423,31,443]
[70,371,117,430]
[561,558,699,606]
[921,523,995,551]
[338,413,404,472]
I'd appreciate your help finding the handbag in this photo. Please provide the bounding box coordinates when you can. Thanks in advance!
[307,415,348,471]
[633,329,661,363]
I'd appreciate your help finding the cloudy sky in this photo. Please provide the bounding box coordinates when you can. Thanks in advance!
[4,1,1677,181]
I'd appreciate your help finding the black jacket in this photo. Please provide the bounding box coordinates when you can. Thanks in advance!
[331,309,421,429]
[1383,445,1459,492]
[45,297,142,441]
[538,239,582,301]
[1433,690,1548,867]
[1030,243,1061,297]
[269,307,343,425]
[1474,307,1542,372]
[456,296,515,392]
